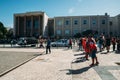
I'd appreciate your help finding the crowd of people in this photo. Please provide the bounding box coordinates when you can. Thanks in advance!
[75,34,120,66]
[38,34,120,67]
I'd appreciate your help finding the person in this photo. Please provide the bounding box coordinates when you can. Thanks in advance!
[84,37,90,60]
[111,37,116,51]
[10,40,13,47]
[39,38,44,48]
[89,37,99,67]
[72,39,76,46]
[98,36,104,52]
[46,38,51,54]
[117,38,120,52]
[78,38,82,51]
[105,35,111,53]
[101,34,105,50]
[68,38,72,49]
[82,37,86,51]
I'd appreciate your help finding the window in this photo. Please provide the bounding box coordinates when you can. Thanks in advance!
[56,30,61,35]
[65,20,69,25]
[83,20,87,24]
[102,20,105,24]
[34,20,39,28]
[65,30,70,35]
[92,20,96,24]
[74,20,78,25]
[26,20,31,28]
[109,21,112,26]
[57,20,63,26]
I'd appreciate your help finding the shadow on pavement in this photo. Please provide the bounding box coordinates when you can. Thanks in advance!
[60,66,91,75]
[100,51,113,54]
[72,56,88,63]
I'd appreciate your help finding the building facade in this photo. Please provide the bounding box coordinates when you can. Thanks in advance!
[14,11,120,38]
[54,14,109,38]
[14,11,48,38]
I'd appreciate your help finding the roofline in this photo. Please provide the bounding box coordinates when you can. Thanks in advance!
[14,11,45,16]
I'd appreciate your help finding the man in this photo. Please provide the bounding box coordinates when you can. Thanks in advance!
[68,38,72,49]
[98,36,104,52]
[46,38,51,54]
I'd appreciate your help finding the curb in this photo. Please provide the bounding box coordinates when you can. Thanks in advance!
[0,51,45,77]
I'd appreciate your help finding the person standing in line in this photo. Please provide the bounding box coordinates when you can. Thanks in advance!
[105,35,111,53]
[111,37,116,51]
[68,38,72,49]
[82,36,87,51]
[72,38,76,46]
[98,36,104,52]
[89,37,99,67]
[101,34,105,50]
[78,38,82,51]
[46,37,51,54]
[84,37,90,60]
[117,38,120,52]
[39,38,44,48]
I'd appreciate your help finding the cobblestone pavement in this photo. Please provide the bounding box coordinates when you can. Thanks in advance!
[0,46,120,80]
[0,47,44,76]
[0,48,75,80]
[71,49,120,80]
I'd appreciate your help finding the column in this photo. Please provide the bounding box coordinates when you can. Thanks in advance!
[24,16,26,37]
[13,15,16,37]
[62,18,64,37]
[18,16,19,36]
[98,16,100,35]
[38,15,40,35]
[71,18,72,37]
[79,17,81,33]
[31,16,33,36]
[89,16,91,30]
[107,16,110,35]
[54,18,56,37]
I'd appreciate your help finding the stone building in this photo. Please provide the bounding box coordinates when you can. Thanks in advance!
[54,14,109,38]
[14,11,120,38]
[14,11,49,38]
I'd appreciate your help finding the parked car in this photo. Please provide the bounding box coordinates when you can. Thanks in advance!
[51,39,69,47]
[11,39,17,45]
[17,37,38,46]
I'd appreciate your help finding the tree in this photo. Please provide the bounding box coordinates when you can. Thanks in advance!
[82,30,93,36]
[0,22,7,39]
[6,28,14,39]
[0,31,3,39]
[73,33,82,38]
[0,22,7,38]
[81,29,98,37]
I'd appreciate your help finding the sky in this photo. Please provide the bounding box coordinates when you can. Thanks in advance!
[0,0,120,28]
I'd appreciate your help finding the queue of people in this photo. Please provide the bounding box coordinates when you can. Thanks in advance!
[76,34,120,67]
[38,34,120,67]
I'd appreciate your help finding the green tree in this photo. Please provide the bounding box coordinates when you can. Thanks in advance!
[0,22,7,39]
[73,33,82,38]
[6,28,14,39]
[82,30,92,36]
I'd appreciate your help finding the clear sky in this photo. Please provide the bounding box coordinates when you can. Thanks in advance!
[0,0,120,28]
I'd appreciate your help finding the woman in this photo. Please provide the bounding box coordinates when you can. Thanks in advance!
[89,37,99,67]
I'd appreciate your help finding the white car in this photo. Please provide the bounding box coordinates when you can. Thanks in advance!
[51,39,69,47]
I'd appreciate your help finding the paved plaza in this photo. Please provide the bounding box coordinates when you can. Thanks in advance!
[0,45,120,80]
